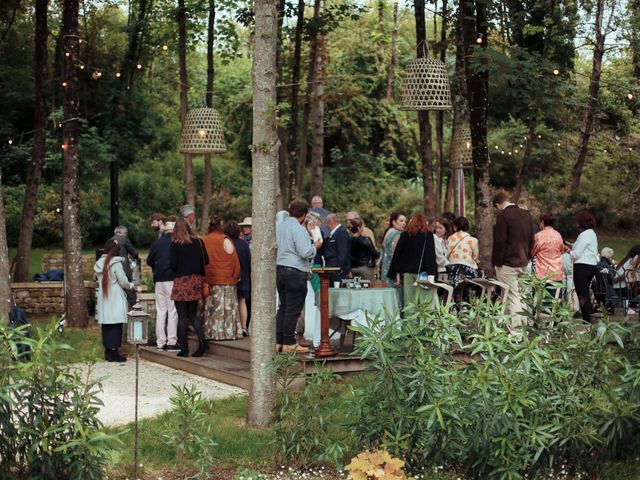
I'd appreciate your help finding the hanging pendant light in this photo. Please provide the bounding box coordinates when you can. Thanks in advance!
[399,43,452,111]
[450,126,473,169]
[179,106,227,154]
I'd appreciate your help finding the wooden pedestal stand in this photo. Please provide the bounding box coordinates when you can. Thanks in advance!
[311,267,340,358]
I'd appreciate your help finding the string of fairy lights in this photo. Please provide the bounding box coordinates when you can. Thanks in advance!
[3,35,172,150]
[3,31,639,156]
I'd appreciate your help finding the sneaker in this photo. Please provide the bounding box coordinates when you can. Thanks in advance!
[281,343,310,354]
[157,345,166,350]
[166,344,180,351]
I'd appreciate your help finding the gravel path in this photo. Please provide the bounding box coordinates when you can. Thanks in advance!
[73,359,246,426]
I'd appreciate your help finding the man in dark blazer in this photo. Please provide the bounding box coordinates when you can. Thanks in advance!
[323,214,352,283]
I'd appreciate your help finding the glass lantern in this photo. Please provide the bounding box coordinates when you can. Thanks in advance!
[127,304,149,345]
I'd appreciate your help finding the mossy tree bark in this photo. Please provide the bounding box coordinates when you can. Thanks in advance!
[62,0,87,327]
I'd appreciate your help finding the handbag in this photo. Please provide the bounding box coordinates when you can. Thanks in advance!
[415,234,430,288]
[199,239,211,298]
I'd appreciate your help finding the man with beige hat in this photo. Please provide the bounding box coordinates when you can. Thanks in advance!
[239,216,252,248]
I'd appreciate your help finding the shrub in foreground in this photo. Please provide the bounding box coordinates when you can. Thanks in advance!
[348,277,640,479]
[0,321,117,479]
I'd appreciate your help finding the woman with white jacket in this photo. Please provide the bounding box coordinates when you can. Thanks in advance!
[94,238,135,362]
[566,211,599,322]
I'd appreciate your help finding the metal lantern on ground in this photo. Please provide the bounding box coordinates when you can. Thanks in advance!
[127,303,149,344]
[450,127,473,169]
[127,303,150,480]
[179,107,227,154]
[399,56,452,111]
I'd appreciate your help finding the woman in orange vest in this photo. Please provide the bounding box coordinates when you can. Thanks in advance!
[202,216,243,340]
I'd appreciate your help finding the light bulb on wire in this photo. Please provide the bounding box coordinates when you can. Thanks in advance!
[162,44,168,51]
[136,63,142,70]
[553,68,560,75]
[476,35,483,44]
[627,93,634,100]
[8,139,13,145]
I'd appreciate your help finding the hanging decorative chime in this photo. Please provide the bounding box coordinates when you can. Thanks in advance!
[450,127,473,169]
[399,43,452,111]
[179,106,227,154]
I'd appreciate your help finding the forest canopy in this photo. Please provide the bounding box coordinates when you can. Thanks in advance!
[1,0,638,249]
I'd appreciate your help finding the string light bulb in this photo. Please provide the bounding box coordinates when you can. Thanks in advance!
[514,149,518,153]
[519,144,524,148]
[476,35,483,44]
[116,72,121,78]
[80,64,85,70]
[65,52,70,57]
[627,93,634,100]
[553,68,560,75]
[56,207,61,213]
[96,71,102,78]
[162,44,168,51]
[8,139,13,145]
[61,144,67,150]
[136,63,142,69]
[501,150,505,154]
[62,81,68,87]
[538,135,542,139]
[494,145,499,150]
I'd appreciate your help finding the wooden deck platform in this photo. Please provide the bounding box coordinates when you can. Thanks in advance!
[139,336,370,390]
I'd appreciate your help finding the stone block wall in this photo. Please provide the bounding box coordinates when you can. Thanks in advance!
[11,282,97,315]
[41,253,152,281]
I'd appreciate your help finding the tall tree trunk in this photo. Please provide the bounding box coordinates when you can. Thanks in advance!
[377,0,385,62]
[200,0,215,233]
[276,0,289,209]
[0,170,10,319]
[448,8,466,213]
[62,0,87,327]
[288,0,305,199]
[296,0,321,197]
[309,32,325,198]
[435,0,448,214]
[178,0,195,206]
[513,117,537,203]
[569,0,612,190]
[247,0,278,427]
[14,0,48,282]
[414,0,436,217]
[121,0,152,89]
[461,0,493,274]
[385,0,399,101]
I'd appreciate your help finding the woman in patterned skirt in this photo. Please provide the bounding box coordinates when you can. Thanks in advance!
[202,216,243,340]
[170,218,209,357]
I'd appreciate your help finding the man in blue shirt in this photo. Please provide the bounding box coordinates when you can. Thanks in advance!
[276,200,322,354]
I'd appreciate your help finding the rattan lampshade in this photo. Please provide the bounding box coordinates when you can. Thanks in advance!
[450,127,473,169]
[399,57,452,111]
[179,107,227,154]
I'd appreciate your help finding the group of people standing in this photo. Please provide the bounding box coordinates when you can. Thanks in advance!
[94,206,253,362]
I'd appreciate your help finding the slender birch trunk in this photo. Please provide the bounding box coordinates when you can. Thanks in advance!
[247,0,279,427]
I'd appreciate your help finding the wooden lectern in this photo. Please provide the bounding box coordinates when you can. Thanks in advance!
[311,267,340,357]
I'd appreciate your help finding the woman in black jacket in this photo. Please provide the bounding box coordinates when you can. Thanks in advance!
[170,218,209,357]
[387,214,437,308]
[348,218,379,281]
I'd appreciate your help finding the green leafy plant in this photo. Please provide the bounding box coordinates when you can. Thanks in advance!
[163,384,218,479]
[0,320,117,479]
[271,352,348,467]
[348,279,640,479]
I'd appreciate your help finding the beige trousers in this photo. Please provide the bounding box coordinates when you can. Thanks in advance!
[495,265,527,336]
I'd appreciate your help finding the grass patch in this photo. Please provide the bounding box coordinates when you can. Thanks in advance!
[29,316,103,364]
[106,395,275,477]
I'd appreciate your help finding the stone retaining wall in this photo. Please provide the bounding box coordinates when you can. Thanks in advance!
[11,282,97,315]
[41,253,152,281]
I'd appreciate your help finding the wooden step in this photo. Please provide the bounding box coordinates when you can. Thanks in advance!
[188,336,252,362]
[139,347,252,390]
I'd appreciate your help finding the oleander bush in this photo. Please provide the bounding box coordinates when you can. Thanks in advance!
[0,321,117,480]
[348,276,640,479]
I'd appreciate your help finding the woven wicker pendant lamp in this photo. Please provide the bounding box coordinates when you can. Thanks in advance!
[179,106,227,154]
[450,127,473,169]
[399,43,452,111]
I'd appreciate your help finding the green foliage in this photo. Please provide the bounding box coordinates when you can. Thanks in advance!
[163,384,218,478]
[347,280,640,479]
[0,321,117,479]
[272,352,349,467]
